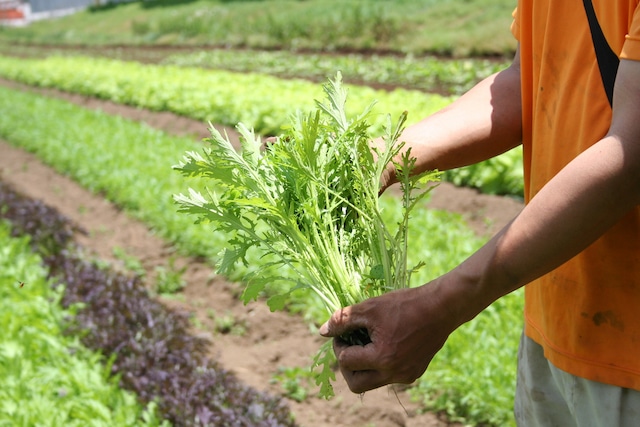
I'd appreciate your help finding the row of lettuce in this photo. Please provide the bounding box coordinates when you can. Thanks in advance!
[0,54,524,197]
[0,82,521,426]
[0,181,295,426]
[160,49,508,96]
[0,43,509,96]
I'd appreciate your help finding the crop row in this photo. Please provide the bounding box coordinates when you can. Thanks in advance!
[161,49,508,96]
[0,43,509,95]
[0,55,448,136]
[0,180,295,427]
[0,54,524,196]
[0,223,167,427]
[0,84,520,426]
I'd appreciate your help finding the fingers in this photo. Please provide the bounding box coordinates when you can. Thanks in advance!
[334,341,420,394]
[333,338,377,370]
[333,340,391,393]
[318,306,384,392]
[319,305,360,338]
[340,368,390,394]
[317,287,447,395]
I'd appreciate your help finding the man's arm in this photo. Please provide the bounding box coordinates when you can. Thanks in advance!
[320,58,640,394]
[382,47,523,188]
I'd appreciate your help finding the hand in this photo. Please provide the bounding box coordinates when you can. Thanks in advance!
[319,282,459,394]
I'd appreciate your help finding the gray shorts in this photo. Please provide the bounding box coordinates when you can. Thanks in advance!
[514,333,640,426]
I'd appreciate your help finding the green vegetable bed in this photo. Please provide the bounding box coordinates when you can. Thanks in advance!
[0,54,524,196]
[0,83,521,426]
[0,181,295,427]
[0,55,449,137]
[0,224,167,427]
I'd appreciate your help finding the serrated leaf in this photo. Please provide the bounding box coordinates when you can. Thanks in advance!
[241,280,266,304]
[217,246,248,276]
[312,341,336,399]
[266,294,288,312]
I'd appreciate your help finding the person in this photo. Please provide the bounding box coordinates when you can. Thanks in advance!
[319,1,640,425]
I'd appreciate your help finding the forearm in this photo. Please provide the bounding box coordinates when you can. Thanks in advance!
[387,54,523,184]
[434,60,640,325]
[440,133,640,325]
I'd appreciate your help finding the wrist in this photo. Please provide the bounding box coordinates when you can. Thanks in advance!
[427,259,507,328]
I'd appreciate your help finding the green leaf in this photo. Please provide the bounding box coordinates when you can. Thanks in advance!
[241,280,266,304]
[312,341,337,399]
[266,294,288,312]
[369,264,385,280]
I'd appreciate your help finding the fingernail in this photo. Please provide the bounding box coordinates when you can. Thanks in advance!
[319,322,329,336]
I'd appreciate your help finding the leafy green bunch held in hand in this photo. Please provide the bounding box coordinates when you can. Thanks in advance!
[173,73,439,397]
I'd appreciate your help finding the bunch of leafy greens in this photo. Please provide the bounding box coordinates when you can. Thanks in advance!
[173,73,439,397]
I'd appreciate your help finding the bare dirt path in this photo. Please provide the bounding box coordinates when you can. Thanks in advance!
[0,77,523,426]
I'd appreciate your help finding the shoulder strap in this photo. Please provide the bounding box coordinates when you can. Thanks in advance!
[582,0,620,106]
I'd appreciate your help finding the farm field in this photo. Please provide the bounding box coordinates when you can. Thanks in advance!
[0,97,522,427]
[0,1,526,426]
[0,52,524,197]
[0,86,523,426]
[3,75,520,425]
[0,221,169,427]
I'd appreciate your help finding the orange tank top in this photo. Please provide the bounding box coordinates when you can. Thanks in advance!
[512,0,640,390]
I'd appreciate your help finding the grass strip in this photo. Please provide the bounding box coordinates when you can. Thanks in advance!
[0,0,516,57]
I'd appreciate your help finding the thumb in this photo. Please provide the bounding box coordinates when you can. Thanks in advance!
[319,306,355,337]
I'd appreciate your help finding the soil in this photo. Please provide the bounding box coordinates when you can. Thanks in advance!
[0,66,523,427]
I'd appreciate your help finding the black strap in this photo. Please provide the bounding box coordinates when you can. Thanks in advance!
[582,0,619,106]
